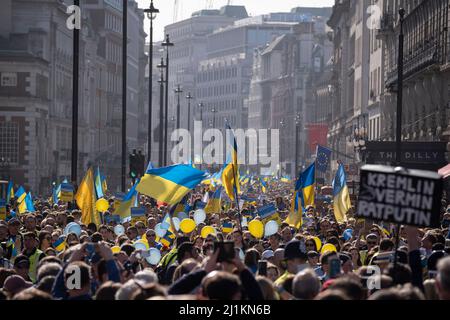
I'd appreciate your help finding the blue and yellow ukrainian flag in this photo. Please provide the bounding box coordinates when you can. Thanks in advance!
[94,166,104,199]
[136,164,207,205]
[53,236,66,252]
[25,193,36,212]
[6,181,14,203]
[285,163,315,229]
[205,186,223,214]
[15,186,27,214]
[115,178,140,221]
[222,125,240,202]
[260,178,268,193]
[332,164,350,223]
[222,221,233,233]
[300,163,315,208]
[160,230,176,248]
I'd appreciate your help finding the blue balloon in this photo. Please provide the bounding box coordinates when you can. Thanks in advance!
[145,248,161,265]
[155,223,167,238]
[343,229,353,241]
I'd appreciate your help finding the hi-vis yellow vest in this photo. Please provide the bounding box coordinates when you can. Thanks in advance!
[28,249,43,283]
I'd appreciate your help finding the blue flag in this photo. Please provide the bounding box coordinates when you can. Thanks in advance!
[316,145,332,172]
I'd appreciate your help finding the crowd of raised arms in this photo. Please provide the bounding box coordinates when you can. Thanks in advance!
[1,179,450,301]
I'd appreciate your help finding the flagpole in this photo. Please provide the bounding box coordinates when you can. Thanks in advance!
[231,162,243,234]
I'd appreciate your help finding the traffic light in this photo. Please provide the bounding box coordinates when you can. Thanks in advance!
[129,150,138,182]
[137,150,145,177]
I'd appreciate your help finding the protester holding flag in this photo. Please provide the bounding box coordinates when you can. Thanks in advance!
[1,163,450,302]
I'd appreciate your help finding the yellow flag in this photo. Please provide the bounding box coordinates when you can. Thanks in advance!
[75,167,100,226]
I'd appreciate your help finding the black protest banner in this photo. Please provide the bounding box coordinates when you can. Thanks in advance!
[356,165,443,228]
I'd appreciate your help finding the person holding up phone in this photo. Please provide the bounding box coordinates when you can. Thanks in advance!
[168,243,263,300]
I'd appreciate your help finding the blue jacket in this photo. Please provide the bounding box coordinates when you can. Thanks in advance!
[52,259,120,300]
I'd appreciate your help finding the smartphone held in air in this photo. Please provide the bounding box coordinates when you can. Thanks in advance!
[258,260,267,276]
[214,241,235,262]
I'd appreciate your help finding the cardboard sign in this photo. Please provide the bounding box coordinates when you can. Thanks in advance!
[60,183,74,202]
[104,214,121,224]
[130,207,147,226]
[356,165,443,228]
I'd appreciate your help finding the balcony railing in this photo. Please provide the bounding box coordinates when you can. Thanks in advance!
[385,0,450,87]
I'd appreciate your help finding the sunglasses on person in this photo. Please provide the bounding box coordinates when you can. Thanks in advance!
[146,233,156,238]
[17,263,30,269]
[367,241,377,246]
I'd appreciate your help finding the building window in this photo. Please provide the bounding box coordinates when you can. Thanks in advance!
[0,121,19,164]
[1,73,17,87]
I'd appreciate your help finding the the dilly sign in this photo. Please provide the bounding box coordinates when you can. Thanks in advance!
[356,165,443,228]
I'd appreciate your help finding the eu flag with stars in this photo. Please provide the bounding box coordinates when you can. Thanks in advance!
[316,145,332,172]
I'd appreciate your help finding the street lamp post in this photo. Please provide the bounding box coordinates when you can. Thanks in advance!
[157,57,166,168]
[144,0,159,166]
[211,107,216,128]
[161,34,174,166]
[295,114,301,175]
[198,102,204,125]
[121,0,128,192]
[186,92,194,132]
[396,9,405,166]
[71,0,80,184]
[174,84,183,130]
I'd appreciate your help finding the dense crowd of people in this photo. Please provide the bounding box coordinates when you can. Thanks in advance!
[1,180,449,300]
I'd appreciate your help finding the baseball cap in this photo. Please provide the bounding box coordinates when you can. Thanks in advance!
[261,250,274,260]
[284,240,308,260]
[3,275,32,295]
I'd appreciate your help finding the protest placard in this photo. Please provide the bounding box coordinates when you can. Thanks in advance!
[356,165,443,228]
[130,207,147,226]
[60,183,74,202]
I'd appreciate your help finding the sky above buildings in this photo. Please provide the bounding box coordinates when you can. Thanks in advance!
[136,0,335,42]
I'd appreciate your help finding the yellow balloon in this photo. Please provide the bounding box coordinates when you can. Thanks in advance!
[180,218,196,234]
[111,246,121,254]
[248,220,264,239]
[201,226,216,239]
[312,236,322,252]
[96,198,109,212]
[321,243,337,254]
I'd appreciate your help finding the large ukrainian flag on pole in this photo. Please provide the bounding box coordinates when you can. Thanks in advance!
[136,164,207,205]
[285,163,315,229]
[6,181,14,203]
[205,186,223,214]
[300,163,315,208]
[15,186,27,214]
[115,178,140,221]
[222,124,240,202]
[75,167,100,226]
[332,163,351,223]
